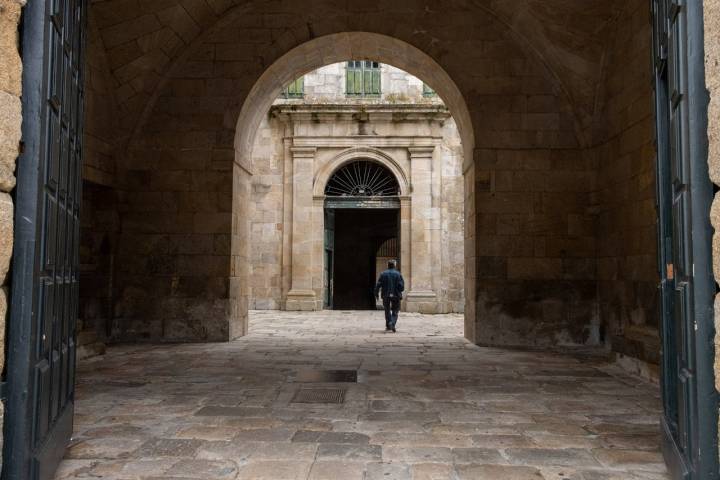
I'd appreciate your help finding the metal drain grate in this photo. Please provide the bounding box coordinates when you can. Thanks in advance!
[291,388,346,404]
[293,369,358,383]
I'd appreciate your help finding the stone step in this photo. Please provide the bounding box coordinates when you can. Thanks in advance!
[77,329,98,346]
[76,329,106,360]
[77,341,106,360]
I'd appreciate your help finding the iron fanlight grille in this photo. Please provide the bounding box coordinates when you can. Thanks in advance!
[325,161,399,197]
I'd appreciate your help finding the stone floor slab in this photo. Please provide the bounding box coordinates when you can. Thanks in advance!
[53,310,668,479]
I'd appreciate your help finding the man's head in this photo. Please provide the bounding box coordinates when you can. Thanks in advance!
[388,260,397,270]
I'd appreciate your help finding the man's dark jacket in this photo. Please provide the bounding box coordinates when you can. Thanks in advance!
[375,269,405,300]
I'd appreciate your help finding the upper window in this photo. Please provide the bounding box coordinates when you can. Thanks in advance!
[422,83,436,97]
[346,61,381,96]
[282,76,304,98]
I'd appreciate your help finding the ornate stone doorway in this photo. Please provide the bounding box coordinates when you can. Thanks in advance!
[323,161,401,310]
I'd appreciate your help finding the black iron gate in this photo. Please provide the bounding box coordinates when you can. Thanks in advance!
[652,1,718,479]
[3,0,86,479]
[324,209,335,308]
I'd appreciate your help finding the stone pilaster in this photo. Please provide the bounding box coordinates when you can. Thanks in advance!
[285,146,317,310]
[406,146,437,312]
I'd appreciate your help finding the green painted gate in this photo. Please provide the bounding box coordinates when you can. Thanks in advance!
[3,1,86,479]
[652,1,718,478]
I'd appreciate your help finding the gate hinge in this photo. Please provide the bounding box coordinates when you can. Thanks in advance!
[0,381,7,401]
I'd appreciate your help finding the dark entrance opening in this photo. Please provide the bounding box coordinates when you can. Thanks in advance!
[322,160,401,310]
[331,208,399,309]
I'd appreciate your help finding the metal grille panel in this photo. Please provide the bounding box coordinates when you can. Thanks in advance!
[293,369,358,383]
[292,388,346,404]
[325,161,399,197]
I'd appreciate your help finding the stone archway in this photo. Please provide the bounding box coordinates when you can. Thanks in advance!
[230,33,476,336]
[233,32,475,168]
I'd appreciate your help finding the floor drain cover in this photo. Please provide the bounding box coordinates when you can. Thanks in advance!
[293,369,358,383]
[292,388,346,404]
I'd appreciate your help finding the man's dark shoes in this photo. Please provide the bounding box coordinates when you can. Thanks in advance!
[391,327,396,333]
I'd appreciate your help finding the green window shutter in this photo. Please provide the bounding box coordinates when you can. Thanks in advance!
[372,69,381,95]
[346,61,381,96]
[283,76,304,98]
[354,68,362,94]
[346,69,354,94]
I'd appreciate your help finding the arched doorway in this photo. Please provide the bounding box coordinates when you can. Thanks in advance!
[323,160,400,310]
[230,32,474,335]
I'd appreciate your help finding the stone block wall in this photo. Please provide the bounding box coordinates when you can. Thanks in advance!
[0,0,23,464]
[78,10,122,347]
[248,114,285,310]
[79,181,118,339]
[593,0,659,373]
[473,148,599,346]
[438,115,465,313]
[230,163,250,339]
[111,144,234,341]
[84,12,118,186]
[705,0,720,452]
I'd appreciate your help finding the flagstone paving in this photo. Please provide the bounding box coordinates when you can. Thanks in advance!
[54,310,669,479]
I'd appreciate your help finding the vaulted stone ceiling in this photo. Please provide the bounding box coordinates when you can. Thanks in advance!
[87,0,628,148]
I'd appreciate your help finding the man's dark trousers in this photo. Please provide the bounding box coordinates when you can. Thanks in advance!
[383,296,400,330]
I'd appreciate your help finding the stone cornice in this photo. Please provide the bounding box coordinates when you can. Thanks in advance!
[289,146,317,158]
[270,103,451,123]
[290,137,441,148]
[408,146,436,158]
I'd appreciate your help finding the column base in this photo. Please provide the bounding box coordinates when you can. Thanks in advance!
[404,290,438,314]
[285,290,317,311]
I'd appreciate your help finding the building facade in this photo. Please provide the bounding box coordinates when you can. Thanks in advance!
[248,63,464,313]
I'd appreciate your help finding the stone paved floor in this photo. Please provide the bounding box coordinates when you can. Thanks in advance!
[55,311,669,479]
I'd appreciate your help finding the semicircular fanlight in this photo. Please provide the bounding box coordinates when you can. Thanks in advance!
[325,160,399,197]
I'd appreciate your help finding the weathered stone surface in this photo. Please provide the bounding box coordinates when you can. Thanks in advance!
[66,437,146,459]
[706,5,720,452]
[292,430,369,444]
[0,288,6,373]
[0,0,23,97]
[53,311,667,479]
[505,447,601,467]
[164,459,238,478]
[316,444,382,461]
[236,460,312,480]
[307,461,366,480]
[138,438,203,457]
[455,464,544,480]
[0,91,19,190]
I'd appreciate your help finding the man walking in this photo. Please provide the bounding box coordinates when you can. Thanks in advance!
[374,260,405,333]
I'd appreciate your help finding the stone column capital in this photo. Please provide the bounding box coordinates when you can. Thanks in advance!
[408,146,435,158]
[290,146,317,158]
